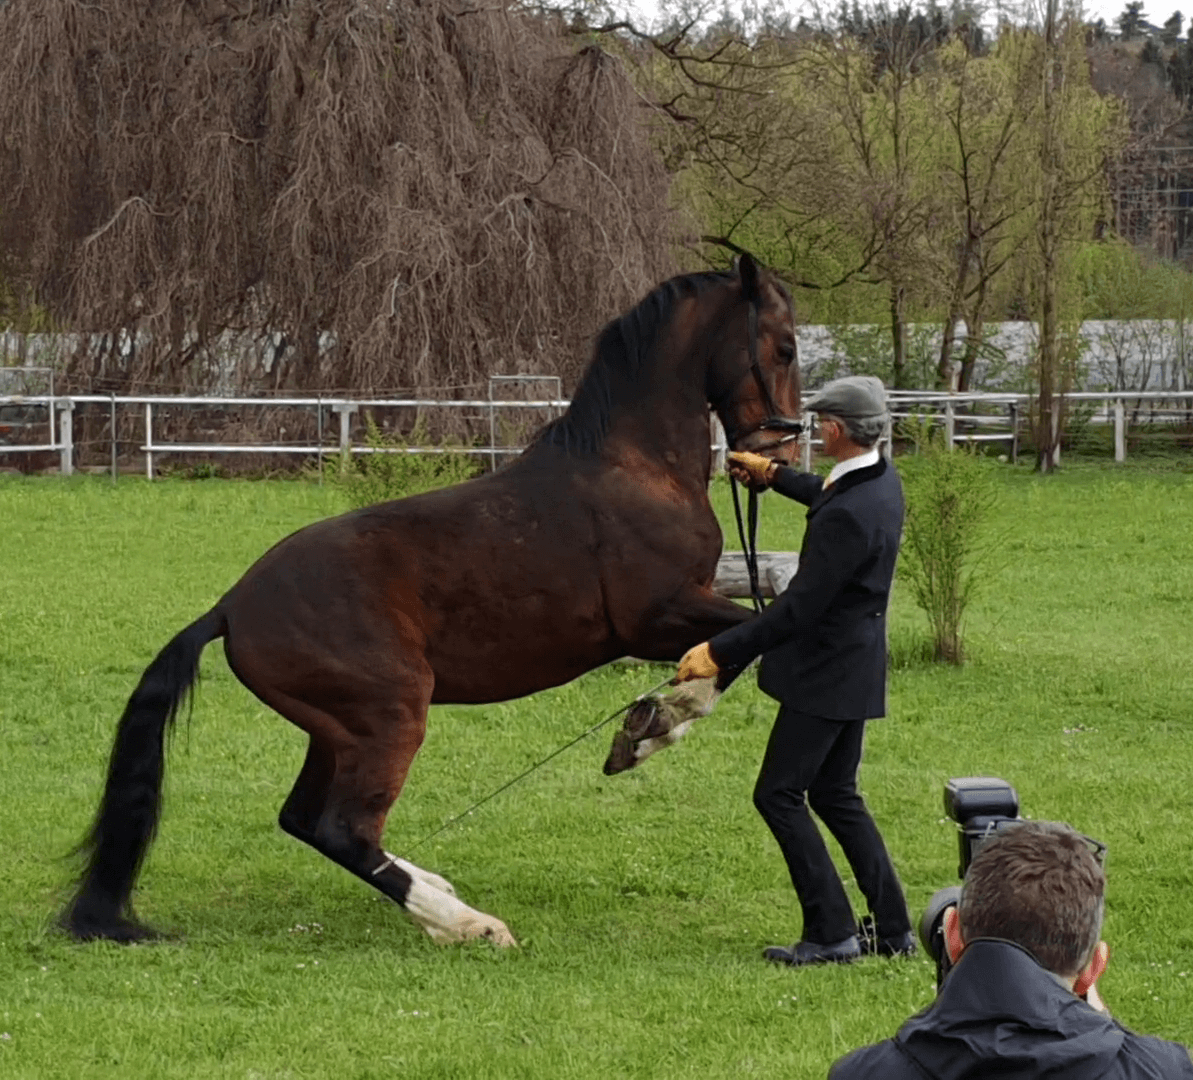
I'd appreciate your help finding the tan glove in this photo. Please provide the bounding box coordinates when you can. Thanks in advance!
[676,641,719,682]
[727,450,778,486]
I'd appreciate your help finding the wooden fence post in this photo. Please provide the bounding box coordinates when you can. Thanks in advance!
[56,399,74,475]
[144,402,154,479]
[332,403,359,475]
[710,414,726,475]
[1114,399,1126,462]
[1051,397,1061,469]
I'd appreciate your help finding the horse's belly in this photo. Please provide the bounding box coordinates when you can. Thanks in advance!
[424,589,615,704]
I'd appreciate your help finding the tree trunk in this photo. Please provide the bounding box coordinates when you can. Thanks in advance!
[958,309,985,393]
[890,283,908,388]
[937,239,973,390]
[1035,0,1062,474]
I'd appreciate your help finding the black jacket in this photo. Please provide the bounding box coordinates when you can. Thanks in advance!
[830,940,1193,1080]
[710,457,903,720]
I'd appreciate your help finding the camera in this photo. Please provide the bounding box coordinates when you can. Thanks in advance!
[918,776,1023,988]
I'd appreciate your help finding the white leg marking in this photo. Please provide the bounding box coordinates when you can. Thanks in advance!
[663,676,722,720]
[633,720,694,765]
[383,852,456,897]
[401,877,517,947]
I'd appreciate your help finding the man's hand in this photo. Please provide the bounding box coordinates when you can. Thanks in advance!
[676,641,719,682]
[727,451,778,487]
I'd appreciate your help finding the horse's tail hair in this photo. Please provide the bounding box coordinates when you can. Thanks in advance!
[62,607,226,942]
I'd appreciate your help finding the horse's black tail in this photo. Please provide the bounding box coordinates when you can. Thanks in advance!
[62,608,226,942]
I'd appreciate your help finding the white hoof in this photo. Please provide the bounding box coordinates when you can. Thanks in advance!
[459,914,518,947]
[402,876,516,947]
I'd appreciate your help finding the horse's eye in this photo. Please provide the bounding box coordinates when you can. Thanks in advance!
[778,343,796,364]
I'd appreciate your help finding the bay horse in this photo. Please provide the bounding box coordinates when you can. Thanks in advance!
[63,254,801,947]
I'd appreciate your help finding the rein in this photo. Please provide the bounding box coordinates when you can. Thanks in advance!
[729,474,765,614]
[402,675,677,857]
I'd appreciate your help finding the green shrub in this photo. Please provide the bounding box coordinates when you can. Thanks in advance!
[330,414,479,508]
[896,420,1000,664]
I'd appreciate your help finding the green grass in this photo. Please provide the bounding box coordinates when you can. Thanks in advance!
[1,463,1191,1078]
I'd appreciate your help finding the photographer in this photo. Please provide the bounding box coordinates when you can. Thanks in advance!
[829,821,1193,1079]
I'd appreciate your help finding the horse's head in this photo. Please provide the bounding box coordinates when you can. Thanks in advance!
[708,254,802,465]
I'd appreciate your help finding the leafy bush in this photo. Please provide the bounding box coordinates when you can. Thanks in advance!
[330,414,479,508]
[896,419,1000,664]
[1074,238,1193,320]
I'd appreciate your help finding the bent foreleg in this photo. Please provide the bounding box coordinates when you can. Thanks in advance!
[603,675,722,774]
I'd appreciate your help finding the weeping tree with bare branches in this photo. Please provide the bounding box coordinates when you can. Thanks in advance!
[0,0,676,394]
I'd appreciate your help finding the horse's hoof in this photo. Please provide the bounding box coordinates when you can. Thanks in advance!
[62,911,163,944]
[603,730,637,775]
[625,698,671,741]
[463,917,518,947]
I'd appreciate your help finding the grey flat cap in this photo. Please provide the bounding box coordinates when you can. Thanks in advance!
[805,375,888,420]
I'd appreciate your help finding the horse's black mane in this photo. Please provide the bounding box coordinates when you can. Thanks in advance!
[531,270,737,457]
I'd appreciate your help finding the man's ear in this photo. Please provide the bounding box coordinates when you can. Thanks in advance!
[1072,941,1109,1000]
[943,904,965,964]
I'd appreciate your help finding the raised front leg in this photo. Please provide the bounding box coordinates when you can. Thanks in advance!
[604,676,722,774]
[605,585,756,774]
[619,584,753,662]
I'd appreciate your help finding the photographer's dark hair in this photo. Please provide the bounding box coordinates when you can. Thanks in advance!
[959,821,1104,976]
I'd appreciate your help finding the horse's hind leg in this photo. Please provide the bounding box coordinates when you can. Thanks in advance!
[266,683,514,946]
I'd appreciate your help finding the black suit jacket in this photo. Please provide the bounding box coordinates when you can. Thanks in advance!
[709,456,903,720]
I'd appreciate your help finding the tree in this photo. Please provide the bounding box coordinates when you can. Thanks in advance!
[1162,10,1182,42]
[1031,1,1121,471]
[925,35,1037,390]
[1118,1,1147,39]
[0,0,676,394]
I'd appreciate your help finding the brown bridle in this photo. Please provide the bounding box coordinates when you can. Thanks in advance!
[720,292,804,618]
[716,295,803,452]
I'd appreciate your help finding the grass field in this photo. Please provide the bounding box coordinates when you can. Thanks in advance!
[1,461,1192,1078]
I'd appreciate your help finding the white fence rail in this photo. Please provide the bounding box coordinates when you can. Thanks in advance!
[2,389,1192,477]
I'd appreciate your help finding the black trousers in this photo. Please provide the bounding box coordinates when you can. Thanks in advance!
[753,706,910,945]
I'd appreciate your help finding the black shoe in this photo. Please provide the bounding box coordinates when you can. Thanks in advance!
[857,917,917,958]
[763,935,861,967]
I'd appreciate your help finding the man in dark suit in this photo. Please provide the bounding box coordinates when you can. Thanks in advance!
[676,375,913,966]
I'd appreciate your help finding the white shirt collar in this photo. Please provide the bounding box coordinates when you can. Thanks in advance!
[825,447,880,489]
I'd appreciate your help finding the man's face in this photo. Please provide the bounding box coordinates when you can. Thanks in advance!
[817,414,846,458]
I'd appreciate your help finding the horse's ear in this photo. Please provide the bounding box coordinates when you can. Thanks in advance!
[737,252,761,303]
